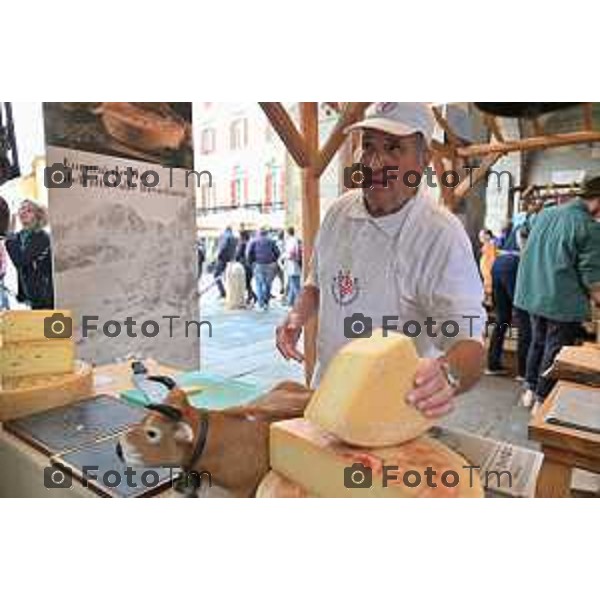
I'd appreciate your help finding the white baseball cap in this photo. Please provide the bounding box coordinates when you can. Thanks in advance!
[346,102,435,144]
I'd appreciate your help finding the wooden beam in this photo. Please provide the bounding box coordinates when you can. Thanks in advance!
[430,139,454,159]
[431,105,461,148]
[455,131,600,158]
[453,153,504,201]
[532,118,544,136]
[583,103,594,131]
[259,102,313,168]
[484,114,504,142]
[432,153,456,209]
[315,102,371,177]
[522,185,535,199]
[300,103,320,387]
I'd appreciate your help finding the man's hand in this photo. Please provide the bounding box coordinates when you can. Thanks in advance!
[276,311,305,363]
[407,358,456,418]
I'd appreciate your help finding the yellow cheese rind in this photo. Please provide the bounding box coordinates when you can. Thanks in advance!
[0,340,75,377]
[255,470,314,498]
[0,361,93,421]
[305,330,432,447]
[270,419,483,498]
[0,310,73,343]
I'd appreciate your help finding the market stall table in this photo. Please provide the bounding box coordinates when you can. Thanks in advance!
[547,344,600,387]
[529,381,600,497]
[0,360,197,498]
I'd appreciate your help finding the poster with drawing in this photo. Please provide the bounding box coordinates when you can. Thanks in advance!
[43,103,200,369]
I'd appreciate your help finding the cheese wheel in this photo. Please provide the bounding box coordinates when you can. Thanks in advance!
[0,361,93,421]
[270,419,484,498]
[305,329,432,447]
[256,470,313,498]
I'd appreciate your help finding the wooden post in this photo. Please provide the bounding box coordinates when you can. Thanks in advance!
[300,102,320,386]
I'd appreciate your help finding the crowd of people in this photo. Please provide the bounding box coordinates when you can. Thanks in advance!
[478,180,600,414]
[200,225,303,311]
[0,197,54,311]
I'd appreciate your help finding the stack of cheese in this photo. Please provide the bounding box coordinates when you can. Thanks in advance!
[257,329,483,498]
[0,310,93,421]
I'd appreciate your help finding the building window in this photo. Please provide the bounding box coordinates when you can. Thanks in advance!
[230,118,249,150]
[200,127,216,154]
[231,166,247,207]
[199,181,215,210]
[264,163,282,211]
[265,124,275,143]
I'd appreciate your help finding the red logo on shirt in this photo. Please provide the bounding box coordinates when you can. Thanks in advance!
[331,269,359,305]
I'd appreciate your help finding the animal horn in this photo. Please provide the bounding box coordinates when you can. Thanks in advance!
[147,375,178,390]
[146,403,183,421]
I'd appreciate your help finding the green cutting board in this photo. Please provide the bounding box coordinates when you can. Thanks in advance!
[120,371,267,410]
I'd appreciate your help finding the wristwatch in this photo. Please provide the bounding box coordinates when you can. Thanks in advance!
[437,357,461,391]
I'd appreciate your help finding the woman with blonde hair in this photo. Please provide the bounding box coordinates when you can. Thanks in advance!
[5,199,54,309]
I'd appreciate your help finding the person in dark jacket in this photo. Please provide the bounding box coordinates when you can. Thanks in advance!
[197,239,205,279]
[485,237,531,380]
[5,199,54,310]
[247,227,280,310]
[214,226,237,298]
[235,230,257,305]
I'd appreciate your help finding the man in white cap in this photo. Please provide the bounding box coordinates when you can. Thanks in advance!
[276,103,486,417]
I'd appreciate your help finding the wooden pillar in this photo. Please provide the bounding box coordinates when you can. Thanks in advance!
[300,102,320,386]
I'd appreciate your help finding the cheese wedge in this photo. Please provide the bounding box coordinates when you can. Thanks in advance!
[305,329,431,446]
[0,310,73,343]
[270,419,483,498]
